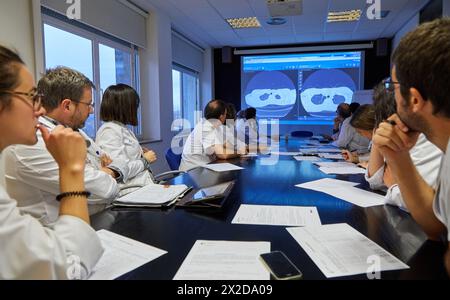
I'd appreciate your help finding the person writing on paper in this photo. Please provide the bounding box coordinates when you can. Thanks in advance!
[180,100,244,171]
[3,67,122,225]
[332,102,370,152]
[342,104,376,166]
[372,18,450,275]
[96,84,157,196]
[366,81,441,212]
[0,45,103,279]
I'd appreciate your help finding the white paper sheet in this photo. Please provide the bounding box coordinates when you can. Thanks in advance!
[115,184,189,205]
[205,163,244,172]
[296,178,386,207]
[270,151,302,156]
[314,162,357,168]
[173,240,270,280]
[293,156,321,162]
[89,230,167,280]
[318,166,366,175]
[287,224,409,278]
[318,153,345,160]
[232,204,322,227]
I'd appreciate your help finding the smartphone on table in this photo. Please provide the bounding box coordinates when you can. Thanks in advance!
[260,251,303,280]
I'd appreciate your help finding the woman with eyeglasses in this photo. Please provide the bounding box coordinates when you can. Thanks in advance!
[0,45,103,279]
[96,84,157,196]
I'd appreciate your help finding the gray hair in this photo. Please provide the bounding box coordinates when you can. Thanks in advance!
[37,66,94,112]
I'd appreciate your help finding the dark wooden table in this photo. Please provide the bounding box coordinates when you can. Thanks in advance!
[91,139,449,280]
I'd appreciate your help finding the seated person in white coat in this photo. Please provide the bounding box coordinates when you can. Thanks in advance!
[332,103,370,152]
[4,67,124,225]
[365,81,442,211]
[96,84,157,196]
[180,100,243,171]
[0,45,102,279]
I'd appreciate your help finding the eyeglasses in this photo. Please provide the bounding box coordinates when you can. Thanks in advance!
[73,100,95,109]
[2,89,43,111]
[383,78,401,91]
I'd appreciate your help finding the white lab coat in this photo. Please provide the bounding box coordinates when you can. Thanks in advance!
[3,117,120,225]
[179,119,224,172]
[0,153,103,279]
[365,134,442,211]
[96,122,153,196]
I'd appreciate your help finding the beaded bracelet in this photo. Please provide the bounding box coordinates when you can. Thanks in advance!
[56,191,91,202]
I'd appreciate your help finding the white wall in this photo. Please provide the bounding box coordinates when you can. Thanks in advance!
[393,13,420,51]
[139,11,175,174]
[0,0,37,75]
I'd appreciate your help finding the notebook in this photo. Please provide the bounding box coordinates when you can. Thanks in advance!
[113,184,192,208]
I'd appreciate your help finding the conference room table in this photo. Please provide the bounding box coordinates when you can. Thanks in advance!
[91,138,449,280]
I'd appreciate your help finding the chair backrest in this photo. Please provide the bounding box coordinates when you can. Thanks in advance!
[166,148,182,171]
[291,131,314,138]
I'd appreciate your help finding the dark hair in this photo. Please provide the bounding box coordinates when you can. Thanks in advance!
[350,104,376,131]
[245,107,257,120]
[392,18,450,118]
[0,46,24,112]
[349,102,360,114]
[100,84,140,126]
[37,67,95,112]
[373,81,397,127]
[226,103,237,120]
[236,110,246,119]
[337,103,351,119]
[204,99,226,120]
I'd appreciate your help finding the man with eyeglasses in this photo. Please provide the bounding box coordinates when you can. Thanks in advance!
[372,18,450,276]
[3,67,126,225]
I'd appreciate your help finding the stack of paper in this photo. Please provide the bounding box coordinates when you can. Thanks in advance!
[232,205,321,227]
[114,184,190,207]
[173,240,270,280]
[89,230,167,280]
[296,178,386,207]
[205,163,244,172]
[286,224,409,278]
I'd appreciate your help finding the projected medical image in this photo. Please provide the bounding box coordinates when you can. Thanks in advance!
[241,51,364,125]
[244,71,297,118]
[300,69,356,119]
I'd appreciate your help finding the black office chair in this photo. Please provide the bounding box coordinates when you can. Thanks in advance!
[146,149,185,184]
[291,131,314,138]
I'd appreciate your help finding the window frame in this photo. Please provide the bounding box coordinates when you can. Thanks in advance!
[42,14,142,139]
[172,63,200,131]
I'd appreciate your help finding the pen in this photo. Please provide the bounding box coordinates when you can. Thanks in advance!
[384,120,396,126]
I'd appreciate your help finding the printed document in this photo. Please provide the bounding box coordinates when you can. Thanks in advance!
[173,240,270,280]
[287,224,409,278]
[89,230,167,280]
[232,204,321,227]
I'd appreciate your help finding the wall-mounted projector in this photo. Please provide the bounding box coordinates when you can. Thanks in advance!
[267,0,303,17]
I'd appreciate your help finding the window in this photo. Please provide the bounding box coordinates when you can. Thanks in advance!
[172,65,200,131]
[42,15,141,138]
